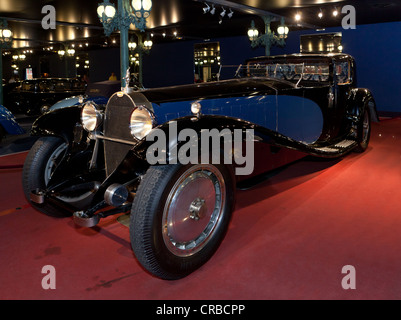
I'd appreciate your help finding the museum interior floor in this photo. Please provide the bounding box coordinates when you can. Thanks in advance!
[1,117,401,300]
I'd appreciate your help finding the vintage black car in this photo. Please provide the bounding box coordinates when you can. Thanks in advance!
[23,53,378,280]
[7,78,86,115]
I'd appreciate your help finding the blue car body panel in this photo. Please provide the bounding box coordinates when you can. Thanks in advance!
[152,95,323,144]
[0,105,25,135]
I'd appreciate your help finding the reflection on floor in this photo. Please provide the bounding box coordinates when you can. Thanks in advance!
[0,118,401,299]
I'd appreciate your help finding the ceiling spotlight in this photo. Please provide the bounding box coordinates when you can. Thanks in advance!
[219,17,223,24]
[295,13,301,21]
[203,3,210,14]
[333,8,339,17]
[318,9,323,19]
[210,4,216,15]
[227,8,234,18]
[220,7,226,18]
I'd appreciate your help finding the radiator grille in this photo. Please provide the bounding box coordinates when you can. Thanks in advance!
[103,93,136,176]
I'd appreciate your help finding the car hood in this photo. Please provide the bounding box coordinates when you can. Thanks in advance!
[50,95,110,111]
[140,78,296,104]
[50,96,81,111]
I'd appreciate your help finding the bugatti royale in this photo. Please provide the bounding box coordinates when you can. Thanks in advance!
[23,53,378,280]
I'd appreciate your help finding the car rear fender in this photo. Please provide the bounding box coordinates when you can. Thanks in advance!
[349,88,379,122]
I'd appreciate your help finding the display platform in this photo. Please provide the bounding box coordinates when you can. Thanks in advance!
[0,118,400,299]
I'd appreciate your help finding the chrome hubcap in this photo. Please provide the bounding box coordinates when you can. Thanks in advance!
[189,197,206,221]
[162,164,226,257]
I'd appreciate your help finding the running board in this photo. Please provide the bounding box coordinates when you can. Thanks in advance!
[311,139,357,156]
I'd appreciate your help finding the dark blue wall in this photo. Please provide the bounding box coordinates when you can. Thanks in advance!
[142,21,401,113]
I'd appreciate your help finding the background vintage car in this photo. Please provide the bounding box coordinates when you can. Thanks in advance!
[49,80,121,111]
[6,78,86,115]
[23,53,378,280]
[0,104,25,143]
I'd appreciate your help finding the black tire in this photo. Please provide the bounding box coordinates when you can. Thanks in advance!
[354,107,371,153]
[0,125,5,144]
[130,163,235,280]
[22,136,72,217]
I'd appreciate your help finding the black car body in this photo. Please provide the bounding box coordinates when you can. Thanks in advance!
[23,53,378,279]
[7,78,86,115]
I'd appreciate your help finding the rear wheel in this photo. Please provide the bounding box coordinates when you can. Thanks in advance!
[130,163,235,280]
[354,107,371,153]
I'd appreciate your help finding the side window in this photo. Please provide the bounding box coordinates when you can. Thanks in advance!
[335,61,351,85]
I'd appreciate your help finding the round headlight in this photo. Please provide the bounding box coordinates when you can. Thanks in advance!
[81,102,102,132]
[130,107,154,140]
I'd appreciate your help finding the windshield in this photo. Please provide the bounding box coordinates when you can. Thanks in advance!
[245,61,331,86]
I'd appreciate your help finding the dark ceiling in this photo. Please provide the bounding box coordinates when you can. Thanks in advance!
[1,0,401,50]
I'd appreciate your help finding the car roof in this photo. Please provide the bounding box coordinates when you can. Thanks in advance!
[22,78,79,82]
[246,53,354,64]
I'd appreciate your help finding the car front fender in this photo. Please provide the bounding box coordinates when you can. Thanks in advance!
[31,105,82,140]
[128,115,311,166]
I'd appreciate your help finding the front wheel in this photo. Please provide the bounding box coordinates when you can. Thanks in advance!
[22,136,72,217]
[130,163,235,280]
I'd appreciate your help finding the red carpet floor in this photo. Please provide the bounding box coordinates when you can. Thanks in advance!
[1,119,401,300]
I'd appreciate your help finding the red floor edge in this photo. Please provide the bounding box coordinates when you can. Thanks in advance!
[1,118,401,300]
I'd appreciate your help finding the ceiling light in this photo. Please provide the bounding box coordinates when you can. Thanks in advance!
[203,3,210,14]
[228,8,234,19]
[318,9,323,19]
[210,4,216,15]
[295,13,301,21]
[220,7,226,18]
[333,8,339,17]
